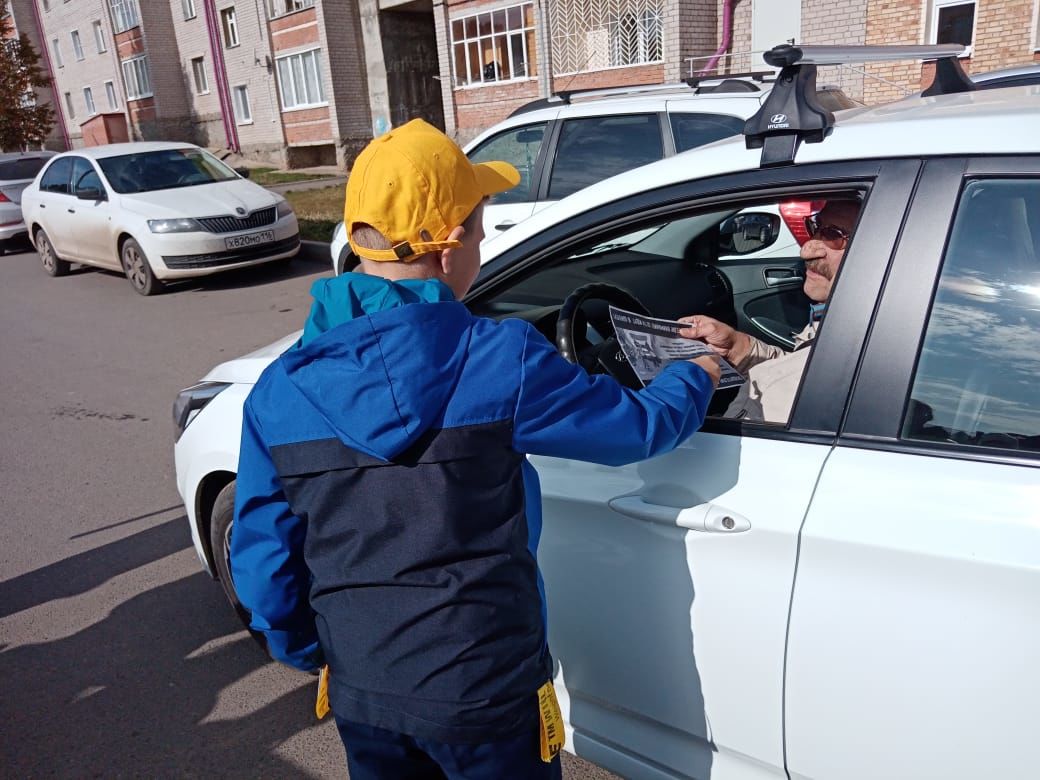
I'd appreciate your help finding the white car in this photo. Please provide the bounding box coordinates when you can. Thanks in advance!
[21,142,299,295]
[0,151,55,253]
[176,45,1040,780]
[330,75,856,274]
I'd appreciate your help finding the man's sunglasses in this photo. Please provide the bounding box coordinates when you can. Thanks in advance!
[804,216,850,248]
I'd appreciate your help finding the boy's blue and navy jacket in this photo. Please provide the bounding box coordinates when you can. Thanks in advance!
[231,273,714,745]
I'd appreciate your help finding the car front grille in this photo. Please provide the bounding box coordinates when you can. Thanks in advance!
[197,206,277,234]
[162,234,300,269]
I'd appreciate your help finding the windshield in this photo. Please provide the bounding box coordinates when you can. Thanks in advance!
[0,156,50,182]
[97,148,238,194]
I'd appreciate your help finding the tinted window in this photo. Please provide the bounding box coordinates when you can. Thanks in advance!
[670,113,745,153]
[468,122,547,205]
[548,114,663,200]
[903,179,1040,452]
[39,157,74,194]
[70,157,96,191]
[0,156,51,181]
[97,147,237,193]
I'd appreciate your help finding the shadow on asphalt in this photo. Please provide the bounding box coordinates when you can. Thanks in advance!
[0,516,325,777]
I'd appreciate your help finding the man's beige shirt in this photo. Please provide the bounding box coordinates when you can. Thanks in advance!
[725,322,818,423]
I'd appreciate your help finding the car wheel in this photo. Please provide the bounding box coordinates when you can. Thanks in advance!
[120,238,165,296]
[209,481,269,654]
[36,230,71,277]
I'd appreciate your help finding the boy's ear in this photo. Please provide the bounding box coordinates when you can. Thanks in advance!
[439,224,466,275]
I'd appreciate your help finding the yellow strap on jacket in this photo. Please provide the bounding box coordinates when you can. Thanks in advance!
[537,681,564,762]
[316,665,330,720]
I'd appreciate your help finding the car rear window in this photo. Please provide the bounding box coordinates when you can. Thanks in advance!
[97,148,238,194]
[0,157,50,181]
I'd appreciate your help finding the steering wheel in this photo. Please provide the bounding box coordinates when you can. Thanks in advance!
[556,283,650,389]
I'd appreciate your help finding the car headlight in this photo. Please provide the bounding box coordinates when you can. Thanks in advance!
[276,199,294,219]
[149,217,202,234]
[173,381,232,442]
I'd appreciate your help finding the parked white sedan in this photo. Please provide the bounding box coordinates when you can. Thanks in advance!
[21,142,299,295]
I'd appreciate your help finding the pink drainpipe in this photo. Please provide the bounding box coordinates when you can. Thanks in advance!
[203,0,240,152]
[697,0,736,77]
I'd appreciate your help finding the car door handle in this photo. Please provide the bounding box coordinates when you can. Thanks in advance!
[764,267,804,286]
[494,221,516,231]
[67,208,75,213]
[608,495,750,533]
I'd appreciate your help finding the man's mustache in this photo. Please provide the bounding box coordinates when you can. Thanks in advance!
[804,259,833,280]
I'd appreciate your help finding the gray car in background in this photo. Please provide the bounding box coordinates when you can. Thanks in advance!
[0,151,56,253]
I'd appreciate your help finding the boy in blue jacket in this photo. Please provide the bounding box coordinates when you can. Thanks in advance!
[231,119,720,780]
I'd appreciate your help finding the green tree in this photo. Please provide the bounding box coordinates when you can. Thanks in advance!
[0,13,54,151]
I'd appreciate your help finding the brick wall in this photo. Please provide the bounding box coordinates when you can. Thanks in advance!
[670,0,717,81]
[169,0,227,151]
[865,0,1040,104]
[801,0,867,100]
[315,0,372,167]
[454,78,540,140]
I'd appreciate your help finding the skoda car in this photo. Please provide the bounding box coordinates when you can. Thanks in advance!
[175,46,1040,780]
[20,142,299,295]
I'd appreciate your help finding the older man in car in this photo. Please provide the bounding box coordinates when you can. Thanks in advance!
[679,198,861,423]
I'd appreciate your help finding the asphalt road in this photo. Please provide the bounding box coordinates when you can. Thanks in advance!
[0,246,618,779]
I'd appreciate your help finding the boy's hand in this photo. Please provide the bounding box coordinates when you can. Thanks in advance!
[689,355,721,389]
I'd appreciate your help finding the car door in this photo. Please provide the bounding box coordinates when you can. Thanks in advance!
[470,159,919,780]
[34,156,76,257]
[467,119,554,238]
[66,157,117,267]
[785,158,1040,778]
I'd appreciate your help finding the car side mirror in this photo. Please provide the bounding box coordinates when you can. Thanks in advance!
[718,212,781,255]
[234,167,251,179]
[76,187,105,201]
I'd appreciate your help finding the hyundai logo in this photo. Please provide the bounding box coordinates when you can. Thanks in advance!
[235,206,247,216]
[770,113,788,124]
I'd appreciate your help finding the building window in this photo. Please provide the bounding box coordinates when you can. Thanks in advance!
[105,79,118,109]
[83,86,96,115]
[182,0,196,20]
[52,37,62,68]
[232,84,251,124]
[265,0,315,18]
[121,54,152,100]
[275,48,327,109]
[63,91,74,119]
[450,2,537,87]
[929,1,976,55]
[549,0,663,75]
[92,20,106,53]
[110,0,140,33]
[70,30,84,61]
[220,7,239,48]
[191,56,209,94]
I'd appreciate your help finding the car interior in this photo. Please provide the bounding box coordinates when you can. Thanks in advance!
[470,192,864,418]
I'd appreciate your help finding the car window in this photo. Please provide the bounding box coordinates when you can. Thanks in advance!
[468,122,547,205]
[547,114,663,200]
[39,157,74,195]
[97,148,237,194]
[0,156,51,182]
[669,113,746,153]
[902,178,1040,453]
[70,157,97,192]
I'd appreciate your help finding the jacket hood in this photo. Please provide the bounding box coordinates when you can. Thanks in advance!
[279,273,471,461]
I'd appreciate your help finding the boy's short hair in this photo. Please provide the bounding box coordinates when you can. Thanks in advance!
[343,119,518,263]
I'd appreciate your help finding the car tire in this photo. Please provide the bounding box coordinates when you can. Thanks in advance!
[120,237,165,296]
[36,229,71,277]
[209,481,269,654]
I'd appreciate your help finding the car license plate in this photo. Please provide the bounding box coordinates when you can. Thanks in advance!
[225,230,274,250]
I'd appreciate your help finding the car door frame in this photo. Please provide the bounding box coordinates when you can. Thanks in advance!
[784,155,1040,779]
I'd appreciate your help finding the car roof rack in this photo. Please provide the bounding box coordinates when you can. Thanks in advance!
[743,43,973,167]
[507,73,773,117]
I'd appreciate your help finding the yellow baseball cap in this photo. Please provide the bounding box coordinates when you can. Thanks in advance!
[344,119,520,262]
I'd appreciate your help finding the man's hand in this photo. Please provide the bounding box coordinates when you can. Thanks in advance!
[678,315,752,368]
[689,354,721,389]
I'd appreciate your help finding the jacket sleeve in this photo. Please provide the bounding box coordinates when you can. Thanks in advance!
[230,399,323,672]
[512,325,715,466]
[734,334,787,374]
